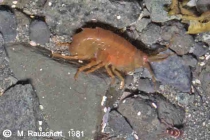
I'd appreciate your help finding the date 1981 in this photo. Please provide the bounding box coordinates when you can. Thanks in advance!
[68,129,84,138]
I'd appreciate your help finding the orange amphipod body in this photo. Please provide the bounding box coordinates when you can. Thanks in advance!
[52,27,167,88]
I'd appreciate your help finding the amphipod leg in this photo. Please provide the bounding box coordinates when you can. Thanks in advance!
[144,62,157,90]
[85,62,105,74]
[52,52,88,60]
[74,60,101,79]
[111,66,124,89]
[105,65,115,85]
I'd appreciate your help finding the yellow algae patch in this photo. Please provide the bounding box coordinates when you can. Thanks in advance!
[167,0,210,34]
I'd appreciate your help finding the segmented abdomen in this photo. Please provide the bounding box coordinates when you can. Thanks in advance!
[69,27,138,70]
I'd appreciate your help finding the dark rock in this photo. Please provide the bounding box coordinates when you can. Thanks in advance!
[137,78,155,93]
[127,50,192,92]
[125,27,140,40]
[135,18,151,32]
[134,67,153,79]
[0,84,43,140]
[44,0,141,36]
[151,50,192,92]
[145,0,176,23]
[29,20,51,44]
[105,110,133,137]
[199,65,210,95]
[150,43,167,51]
[191,42,208,58]
[176,92,194,106]
[6,44,110,139]
[195,33,210,46]
[161,21,194,55]
[104,87,121,108]
[0,6,17,42]
[125,72,155,93]
[0,34,17,91]
[125,73,155,93]
[118,97,163,140]
[14,9,31,42]
[3,0,47,14]
[196,0,210,13]
[182,54,198,68]
[125,75,134,87]
[140,23,162,45]
[149,93,185,126]
[142,8,150,17]
[161,21,184,41]
[115,93,185,139]
[126,134,136,140]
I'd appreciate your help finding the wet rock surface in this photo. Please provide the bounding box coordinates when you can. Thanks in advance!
[0,0,209,140]
[0,84,45,140]
[137,78,155,93]
[106,110,133,137]
[0,34,46,140]
[145,0,176,23]
[191,42,209,58]
[135,18,151,33]
[6,44,110,139]
[2,0,47,14]
[161,21,195,55]
[103,92,185,140]
[196,0,210,13]
[195,32,210,46]
[182,54,197,68]
[151,52,192,92]
[140,23,162,46]
[29,20,51,44]
[0,6,17,42]
[149,94,185,126]
[118,97,161,140]
[44,0,141,36]
[0,34,17,92]
[199,64,210,95]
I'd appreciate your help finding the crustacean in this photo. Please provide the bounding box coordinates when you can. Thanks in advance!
[52,27,168,89]
[159,118,183,139]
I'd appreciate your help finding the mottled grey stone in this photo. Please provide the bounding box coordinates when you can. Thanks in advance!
[0,7,17,42]
[140,23,162,45]
[196,0,210,13]
[134,67,153,79]
[0,34,17,91]
[137,78,155,93]
[182,54,198,68]
[199,65,210,95]
[44,0,141,36]
[118,97,163,140]
[135,18,151,32]
[2,0,47,14]
[149,93,185,126]
[0,84,42,140]
[105,110,133,137]
[29,20,51,44]
[151,51,192,92]
[195,32,210,47]
[191,42,208,58]
[145,0,176,23]
[176,92,194,106]
[161,21,195,55]
[125,75,134,87]
[6,44,110,139]
[127,50,192,92]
